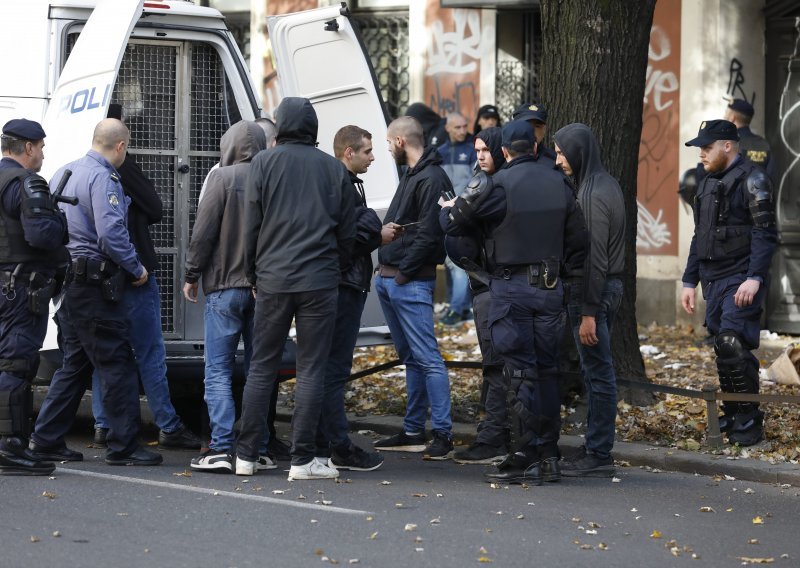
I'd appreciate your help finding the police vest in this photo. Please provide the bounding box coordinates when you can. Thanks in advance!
[693,163,753,262]
[0,167,59,265]
[739,132,771,170]
[487,164,566,268]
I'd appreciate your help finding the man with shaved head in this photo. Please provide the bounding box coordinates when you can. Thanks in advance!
[31,118,162,467]
[374,116,454,460]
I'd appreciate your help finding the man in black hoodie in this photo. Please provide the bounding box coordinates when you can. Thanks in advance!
[373,116,454,460]
[315,125,383,472]
[553,123,625,477]
[237,98,355,480]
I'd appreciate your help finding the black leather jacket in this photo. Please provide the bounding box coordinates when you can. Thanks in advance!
[340,171,382,292]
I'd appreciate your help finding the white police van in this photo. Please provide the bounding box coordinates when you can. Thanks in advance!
[0,0,396,383]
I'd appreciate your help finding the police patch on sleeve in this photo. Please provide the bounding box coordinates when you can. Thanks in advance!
[107,192,120,209]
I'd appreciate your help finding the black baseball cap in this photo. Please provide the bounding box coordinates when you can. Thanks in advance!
[728,98,754,118]
[501,120,534,149]
[512,103,548,124]
[684,119,739,147]
[1,119,46,141]
[477,105,500,119]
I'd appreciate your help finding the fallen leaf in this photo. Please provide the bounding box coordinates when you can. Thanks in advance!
[173,470,192,477]
[348,560,360,565]
[430,518,441,525]
[380,480,392,485]
[744,488,755,494]
[752,516,764,525]
[412,493,428,498]
[580,544,593,550]
[699,507,715,513]
[272,490,285,495]
[52,531,61,538]
[748,539,760,545]
[478,557,493,563]
[598,543,608,550]
[41,491,57,500]
[369,532,378,540]
[611,477,621,483]
[650,530,663,539]
[737,557,774,564]
[30,536,40,543]
[404,523,417,532]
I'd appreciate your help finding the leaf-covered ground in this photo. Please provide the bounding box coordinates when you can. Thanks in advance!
[281,319,800,465]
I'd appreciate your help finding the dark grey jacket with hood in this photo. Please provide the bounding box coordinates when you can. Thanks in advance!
[185,120,266,293]
[245,97,355,293]
[553,123,625,317]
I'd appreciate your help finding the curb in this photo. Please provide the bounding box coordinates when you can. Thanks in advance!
[276,408,800,487]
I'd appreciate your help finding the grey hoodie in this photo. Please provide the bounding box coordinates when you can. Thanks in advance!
[185,120,266,293]
[553,123,625,317]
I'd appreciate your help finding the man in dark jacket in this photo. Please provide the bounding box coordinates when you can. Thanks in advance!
[237,97,355,480]
[373,116,454,460]
[184,120,267,473]
[315,125,383,472]
[553,123,626,477]
[91,104,201,452]
[681,119,776,446]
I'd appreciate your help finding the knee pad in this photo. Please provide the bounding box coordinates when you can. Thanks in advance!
[0,384,31,436]
[714,332,744,359]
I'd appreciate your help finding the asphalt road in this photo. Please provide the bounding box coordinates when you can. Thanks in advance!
[1,430,798,568]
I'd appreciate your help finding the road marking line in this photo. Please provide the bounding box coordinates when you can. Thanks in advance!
[57,467,372,516]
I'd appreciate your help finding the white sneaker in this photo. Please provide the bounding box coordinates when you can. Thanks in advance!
[257,455,277,470]
[287,457,340,481]
[235,456,257,476]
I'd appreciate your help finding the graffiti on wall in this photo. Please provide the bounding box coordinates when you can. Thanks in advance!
[636,0,681,255]
[423,1,492,124]
[727,58,755,104]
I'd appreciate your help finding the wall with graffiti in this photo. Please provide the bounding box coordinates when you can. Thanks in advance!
[636,0,681,256]
[422,1,492,127]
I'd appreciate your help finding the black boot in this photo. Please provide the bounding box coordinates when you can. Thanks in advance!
[484,452,543,485]
[727,406,764,446]
[0,436,55,476]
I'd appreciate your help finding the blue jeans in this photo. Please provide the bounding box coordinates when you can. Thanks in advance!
[375,276,452,435]
[317,286,368,450]
[204,287,255,452]
[445,256,471,314]
[92,276,181,433]
[566,277,623,458]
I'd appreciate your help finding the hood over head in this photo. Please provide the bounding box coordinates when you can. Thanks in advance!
[405,103,444,141]
[220,120,267,167]
[475,127,506,172]
[275,97,318,146]
[552,123,606,188]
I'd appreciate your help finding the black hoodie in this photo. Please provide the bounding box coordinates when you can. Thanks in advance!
[553,123,625,317]
[474,127,506,173]
[244,97,356,293]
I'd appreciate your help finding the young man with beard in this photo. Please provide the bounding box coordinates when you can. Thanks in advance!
[373,116,454,460]
[315,125,383,471]
[553,123,625,477]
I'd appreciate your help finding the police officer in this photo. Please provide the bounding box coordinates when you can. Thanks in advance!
[444,121,587,484]
[0,119,68,475]
[724,99,773,178]
[30,118,162,466]
[511,102,556,167]
[681,119,777,446]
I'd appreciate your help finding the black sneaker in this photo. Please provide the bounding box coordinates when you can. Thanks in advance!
[453,442,506,465]
[190,448,233,473]
[159,424,202,450]
[374,431,426,452]
[560,451,615,477]
[268,437,292,461]
[0,437,55,476]
[331,445,384,471]
[94,428,108,447]
[105,447,163,466]
[727,410,764,447]
[423,431,453,460]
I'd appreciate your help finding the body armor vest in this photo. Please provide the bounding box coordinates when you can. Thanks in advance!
[0,168,58,265]
[487,165,566,268]
[739,132,771,170]
[693,163,752,262]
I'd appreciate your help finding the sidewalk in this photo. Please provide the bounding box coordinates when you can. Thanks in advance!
[36,387,800,486]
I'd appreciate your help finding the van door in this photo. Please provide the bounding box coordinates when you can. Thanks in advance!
[268,5,398,342]
[40,0,144,182]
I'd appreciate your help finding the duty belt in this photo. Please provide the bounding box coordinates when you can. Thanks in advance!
[66,257,118,285]
[494,262,559,289]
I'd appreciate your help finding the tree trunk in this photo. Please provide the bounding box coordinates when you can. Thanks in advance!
[540,0,656,404]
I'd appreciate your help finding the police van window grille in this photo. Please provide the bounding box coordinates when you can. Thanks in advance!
[188,156,220,238]
[190,43,240,151]
[132,154,174,249]
[157,253,176,335]
[352,13,409,119]
[110,43,177,151]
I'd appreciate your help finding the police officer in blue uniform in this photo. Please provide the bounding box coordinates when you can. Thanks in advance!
[681,119,777,446]
[0,119,68,475]
[443,121,587,484]
[512,103,557,168]
[30,118,162,466]
[724,99,773,178]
